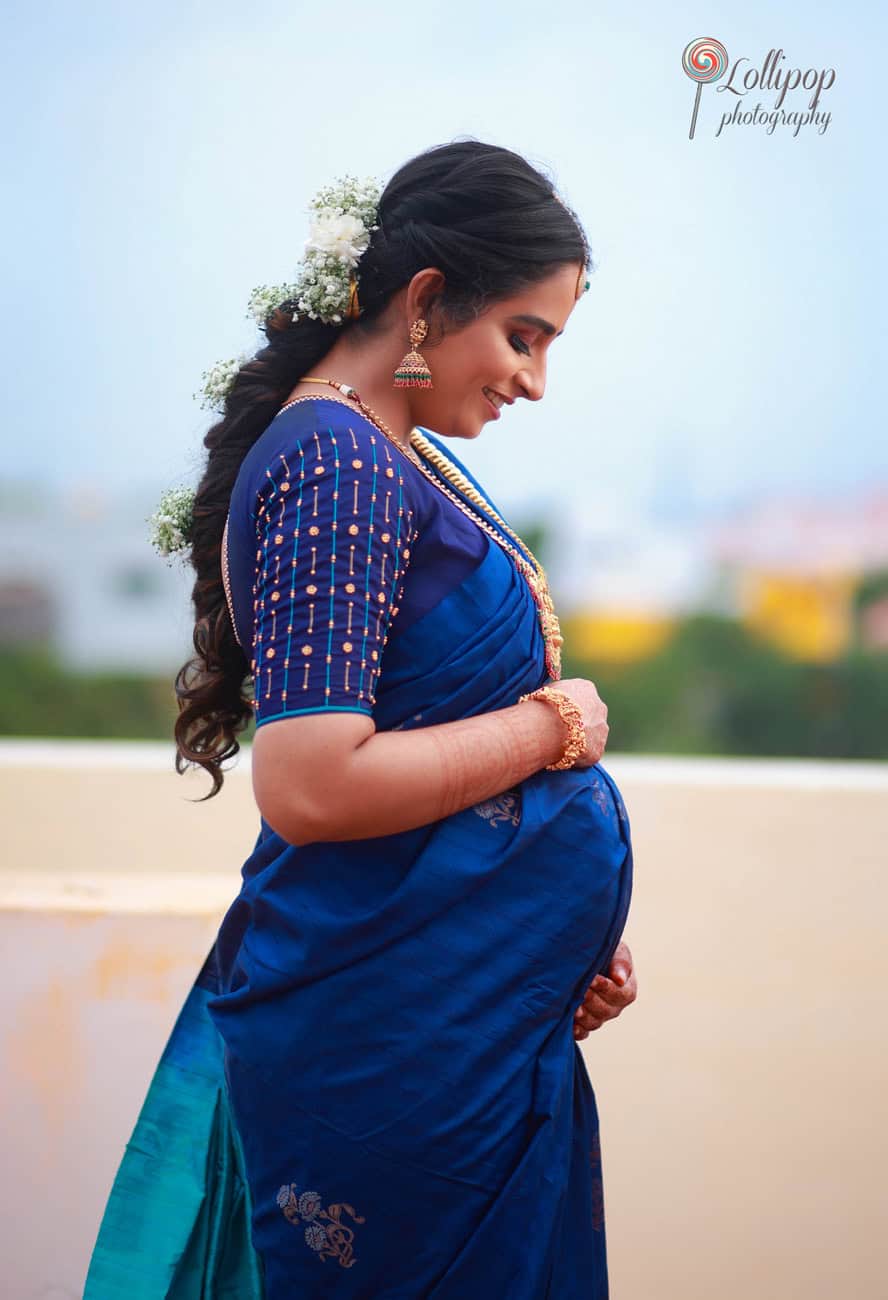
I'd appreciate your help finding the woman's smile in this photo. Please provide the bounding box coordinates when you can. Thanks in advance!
[482,389,501,419]
[482,385,512,418]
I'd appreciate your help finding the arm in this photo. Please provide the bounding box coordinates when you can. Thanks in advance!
[252,696,569,845]
[243,417,603,844]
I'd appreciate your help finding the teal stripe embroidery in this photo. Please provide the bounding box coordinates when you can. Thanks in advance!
[255,465,280,706]
[256,705,371,727]
[357,436,377,704]
[283,442,305,709]
[325,428,339,704]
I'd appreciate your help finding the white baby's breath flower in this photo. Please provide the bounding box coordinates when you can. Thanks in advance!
[246,282,298,328]
[148,487,196,563]
[194,354,250,413]
[228,175,382,335]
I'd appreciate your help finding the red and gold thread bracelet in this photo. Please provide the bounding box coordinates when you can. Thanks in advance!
[517,685,586,771]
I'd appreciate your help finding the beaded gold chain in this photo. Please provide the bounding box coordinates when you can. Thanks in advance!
[277,380,565,679]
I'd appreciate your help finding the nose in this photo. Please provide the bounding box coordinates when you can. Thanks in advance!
[515,356,546,402]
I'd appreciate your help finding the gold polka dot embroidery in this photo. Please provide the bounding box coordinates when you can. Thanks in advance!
[343,641,353,652]
[377,592,386,603]
[371,650,378,661]
[352,459,363,469]
[385,467,394,478]
[271,591,281,602]
[348,524,360,536]
[306,584,317,594]
[301,645,313,656]
[381,532,390,542]
[309,525,320,536]
[345,583,355,593]
[275,534,284,544]
[266,648,275,659]
[281,482,290,492]
[314,466,325,476]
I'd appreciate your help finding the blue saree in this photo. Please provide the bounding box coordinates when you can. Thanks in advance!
[85,400,633,1298]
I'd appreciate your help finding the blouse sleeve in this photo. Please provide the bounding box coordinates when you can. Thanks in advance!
[249,420,419,728]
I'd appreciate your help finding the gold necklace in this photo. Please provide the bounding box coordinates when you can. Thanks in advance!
[280,378,564,679]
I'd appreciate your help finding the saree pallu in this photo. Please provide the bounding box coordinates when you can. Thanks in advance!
[85,428,633,1298]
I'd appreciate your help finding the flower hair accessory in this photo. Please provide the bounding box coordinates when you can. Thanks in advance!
[148,486,196,563]
[245,174,381,331]
[192,175,381,417]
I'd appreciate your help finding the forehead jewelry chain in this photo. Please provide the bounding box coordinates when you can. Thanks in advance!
[278,378,564,678]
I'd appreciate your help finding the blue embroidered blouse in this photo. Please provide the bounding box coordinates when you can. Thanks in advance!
[225,396,489,726]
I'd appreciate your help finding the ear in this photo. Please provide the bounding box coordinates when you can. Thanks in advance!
[406,267,447,334]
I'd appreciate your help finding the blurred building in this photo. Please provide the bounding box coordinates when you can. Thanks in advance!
[0,478,194,672]
[711,490,888,662]
[547,502,717,663]
[545,487,888,666]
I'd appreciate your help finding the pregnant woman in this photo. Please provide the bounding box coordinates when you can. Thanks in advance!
[86,139,636,1298]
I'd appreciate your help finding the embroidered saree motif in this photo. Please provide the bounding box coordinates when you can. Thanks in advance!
[276,1184,365,1268]
[472,790,521,828]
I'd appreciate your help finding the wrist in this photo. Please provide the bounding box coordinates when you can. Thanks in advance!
[517,686,586,771]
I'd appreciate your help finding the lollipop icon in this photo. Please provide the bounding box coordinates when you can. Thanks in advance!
[682,37,729,139]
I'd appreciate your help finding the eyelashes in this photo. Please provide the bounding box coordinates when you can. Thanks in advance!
[509,333,531,356]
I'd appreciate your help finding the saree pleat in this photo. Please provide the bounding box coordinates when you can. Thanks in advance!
[84,957,264,1298]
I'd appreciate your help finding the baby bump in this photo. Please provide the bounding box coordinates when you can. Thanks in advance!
[285,765,630,1183]
[211,763,632,1189]
[484,762,633,1012]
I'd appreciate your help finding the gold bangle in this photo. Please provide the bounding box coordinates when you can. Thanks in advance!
[517,685,586,771]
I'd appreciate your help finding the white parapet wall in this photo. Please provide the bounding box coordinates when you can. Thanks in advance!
[1,739,887,1300]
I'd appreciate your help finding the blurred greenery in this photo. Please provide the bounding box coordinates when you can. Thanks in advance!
[563,614,888,759]
[0,646,185,741]
[2,617,886,758]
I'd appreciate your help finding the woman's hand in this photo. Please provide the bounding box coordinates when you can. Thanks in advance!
[572,940,637,1040]
[549,677,609,768]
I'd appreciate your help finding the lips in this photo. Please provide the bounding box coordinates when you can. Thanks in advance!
[482,386,512,419]
[483,389,502,420]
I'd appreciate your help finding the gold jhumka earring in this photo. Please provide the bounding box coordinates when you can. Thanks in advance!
[393,318,433,388]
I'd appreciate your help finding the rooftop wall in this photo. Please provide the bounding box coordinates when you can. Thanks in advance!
[2,740,886,1299]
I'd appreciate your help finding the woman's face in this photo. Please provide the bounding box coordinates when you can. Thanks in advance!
[408,262,584,441]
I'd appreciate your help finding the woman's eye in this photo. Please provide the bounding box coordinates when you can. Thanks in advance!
[510,334,531,356]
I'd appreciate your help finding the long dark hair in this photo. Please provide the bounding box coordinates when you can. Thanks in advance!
[174,139,592,797]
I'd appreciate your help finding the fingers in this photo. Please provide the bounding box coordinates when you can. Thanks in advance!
[573,970,637,1036]
[573,943,639,1040]
[573,1007,604,1038]
[607,940,634,988]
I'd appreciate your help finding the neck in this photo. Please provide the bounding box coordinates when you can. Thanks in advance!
[286,331,418,450]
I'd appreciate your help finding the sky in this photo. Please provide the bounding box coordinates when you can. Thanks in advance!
[2,0,884,531]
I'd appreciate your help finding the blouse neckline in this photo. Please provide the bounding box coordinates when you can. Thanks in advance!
[273,394,422,471]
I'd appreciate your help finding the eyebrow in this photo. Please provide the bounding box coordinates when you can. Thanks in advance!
[509,313,564,338]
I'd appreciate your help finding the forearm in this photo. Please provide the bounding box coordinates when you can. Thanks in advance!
[313,699,567,842]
